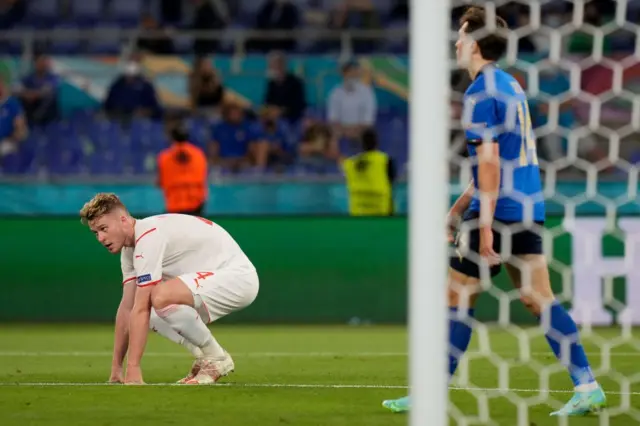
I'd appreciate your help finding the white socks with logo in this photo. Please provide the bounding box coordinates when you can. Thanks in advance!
[155,304,225,358]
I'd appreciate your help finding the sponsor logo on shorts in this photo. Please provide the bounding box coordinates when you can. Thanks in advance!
[137,274,152,284]
[135,254,144,259]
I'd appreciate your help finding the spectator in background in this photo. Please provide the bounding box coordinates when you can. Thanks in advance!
[263,51,306,123]
[16,54,60,127]
[191,0,228,55]
[248,0,300,52]
[515,8,537,53]
[329,0,381,52]
[341,127,395,216]
[104,60,161,121]
[327,61,377,143]
[0,79,28,162]
[0,0,25,29]
[389,0,408,22]
[209,102,268,173]
[160,0,182,25]
[157,122,208,216]
[255,105,294,172]
[189,56,225,119]
[297,118,337,173]
[136,14,175,55]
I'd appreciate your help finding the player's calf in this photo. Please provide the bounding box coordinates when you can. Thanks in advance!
[507,255,601,394]
[153,277,228,376]
[505,255,555,316]
[448,268,481,378]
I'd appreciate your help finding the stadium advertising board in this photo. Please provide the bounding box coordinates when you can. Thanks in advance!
[566,218,640,326]
[0,216,638,324]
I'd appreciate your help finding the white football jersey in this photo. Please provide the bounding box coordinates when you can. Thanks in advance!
[121,214,254,287]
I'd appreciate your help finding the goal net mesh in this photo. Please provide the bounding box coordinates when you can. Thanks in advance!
[447,1,640,424]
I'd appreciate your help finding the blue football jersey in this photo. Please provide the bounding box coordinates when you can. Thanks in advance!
[0,96,22,140]
[462,65,545,223]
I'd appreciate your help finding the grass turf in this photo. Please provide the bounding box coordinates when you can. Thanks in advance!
[0,325,639,425]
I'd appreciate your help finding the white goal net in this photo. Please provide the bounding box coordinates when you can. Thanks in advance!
[444,0,640,425]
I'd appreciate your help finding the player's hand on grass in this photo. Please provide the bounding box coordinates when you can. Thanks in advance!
[124,365,145,385]
[479,227,501,266]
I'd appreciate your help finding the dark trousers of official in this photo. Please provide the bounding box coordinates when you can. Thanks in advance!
[171,203,204,216]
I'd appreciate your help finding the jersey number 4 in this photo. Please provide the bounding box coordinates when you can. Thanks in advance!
[516,102,539,167]
[194,271,214,288]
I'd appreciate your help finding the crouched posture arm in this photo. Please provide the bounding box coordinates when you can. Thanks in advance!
[109,281,152,384]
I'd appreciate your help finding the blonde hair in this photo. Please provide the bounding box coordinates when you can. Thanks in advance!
[79,193,127,225]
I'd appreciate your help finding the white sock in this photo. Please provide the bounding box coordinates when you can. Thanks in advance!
[156,304,225,358]
[149,309,203,358]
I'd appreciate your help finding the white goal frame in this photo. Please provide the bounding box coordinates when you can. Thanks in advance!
[409,0,451,425]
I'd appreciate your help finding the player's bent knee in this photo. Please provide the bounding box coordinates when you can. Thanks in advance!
[149,308,163,330]
[150,284,170,310]
[520,294,555,316]
[520,295,538,314]
[150,278,195,311]
[448,268,481,308]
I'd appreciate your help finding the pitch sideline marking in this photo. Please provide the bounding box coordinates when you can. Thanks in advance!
[0,382,638,395]
[0,351,639,357]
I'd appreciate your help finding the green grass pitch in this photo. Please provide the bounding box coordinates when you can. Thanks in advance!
[0,325,639,425]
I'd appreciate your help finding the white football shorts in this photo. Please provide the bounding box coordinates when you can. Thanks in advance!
[178,267,259,323]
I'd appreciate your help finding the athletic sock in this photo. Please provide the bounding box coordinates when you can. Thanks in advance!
[449,307,474,377]
[540,301,597,391]
[156,304,225,358]
[149,309,204,357]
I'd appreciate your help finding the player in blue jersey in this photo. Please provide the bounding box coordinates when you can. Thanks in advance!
[383,6,606,417]
[0,79,27,159]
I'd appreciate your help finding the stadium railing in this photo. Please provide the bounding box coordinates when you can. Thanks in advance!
[0,27,409,60]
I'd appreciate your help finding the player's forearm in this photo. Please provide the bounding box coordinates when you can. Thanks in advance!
[450,182,475,217]
[127,307,150,367]
[112,304,131,367]
[477,160,500,228]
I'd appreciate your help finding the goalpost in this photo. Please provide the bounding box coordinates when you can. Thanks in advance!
[411,0,640,424]
[409,0,450,425]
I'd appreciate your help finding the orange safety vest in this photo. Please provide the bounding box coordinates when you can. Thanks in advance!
[157,142,208,213]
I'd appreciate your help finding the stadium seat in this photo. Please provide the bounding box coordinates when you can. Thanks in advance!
[50,23,83,55]
[27,0,59,26]
[86,25,123,54]
[70,0,104,25]
[1,110,410,177]
[46,136,85,175]
[109,0,144,27]
[185,118,210,149]
[87,149,126,175]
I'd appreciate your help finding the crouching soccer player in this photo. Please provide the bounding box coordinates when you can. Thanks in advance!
[383,6,606,416]
[79,193,259,385]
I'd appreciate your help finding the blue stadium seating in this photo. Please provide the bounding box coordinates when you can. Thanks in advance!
[0,113,408,177]
[12,0,409,55]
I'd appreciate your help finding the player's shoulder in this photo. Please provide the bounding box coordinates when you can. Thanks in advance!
[133,216,165,241]
[120,246,134,263]
[136,215,161,227]
[140,213,204,229]
[467,67,520,94]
